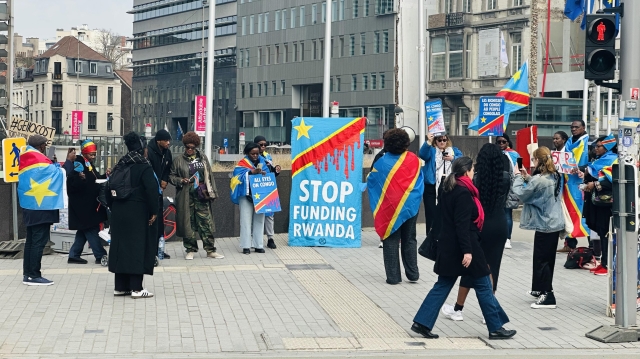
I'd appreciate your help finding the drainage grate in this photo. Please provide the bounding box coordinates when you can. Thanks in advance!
[286,264,334,270]
[538,327,557,331]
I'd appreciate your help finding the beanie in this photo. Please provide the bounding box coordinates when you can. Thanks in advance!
[253,135,267,143]
[155,129,172,141]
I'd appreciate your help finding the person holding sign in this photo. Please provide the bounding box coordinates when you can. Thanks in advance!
[254,136,281,250]
[577,135,617,276]
[367,129,424,285]
[496,134,521,250]
[419,133,461,234]
[230,142,271,254]
[563,120,590,250]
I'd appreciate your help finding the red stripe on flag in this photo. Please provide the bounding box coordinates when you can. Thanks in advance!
[19,149,51,171]
[496,90,530,106]
[254,189,279,212]
[478,115,504,135]
[236,158,254,169]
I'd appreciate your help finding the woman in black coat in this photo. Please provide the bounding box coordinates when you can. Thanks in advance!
[441,143,512,321]
[411,157,516,340]
[107,132,160,299]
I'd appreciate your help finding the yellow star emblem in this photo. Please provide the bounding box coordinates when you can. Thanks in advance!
[254,193,261,200]
[24,178,58,207]
[513,70,521,82]
[481,117,487,123]
[230,175,242,191]
[293,119,313,140]
[428,116,434,123]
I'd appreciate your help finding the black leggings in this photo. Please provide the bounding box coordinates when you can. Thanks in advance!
[114,273,143,292]
[422,184,437,233]
[532,231,561,293]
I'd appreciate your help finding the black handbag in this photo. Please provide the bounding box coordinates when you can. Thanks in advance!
[418,230,438,261]
[591,189,613,207]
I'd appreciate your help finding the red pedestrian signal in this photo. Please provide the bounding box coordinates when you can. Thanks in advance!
[584,14,617,81]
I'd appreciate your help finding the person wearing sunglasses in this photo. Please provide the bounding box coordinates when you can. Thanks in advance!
[563,120,590,250]
[496,134,521,250]
[254,136,282,250]
[169,131,223,260]
[419,133,461,234]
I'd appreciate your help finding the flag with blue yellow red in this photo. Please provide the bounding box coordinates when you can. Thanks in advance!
[563,133,591,238]
[469,61,530,132]
[230,156,268,205]
[17,146,64,210]
[367,151,424,240]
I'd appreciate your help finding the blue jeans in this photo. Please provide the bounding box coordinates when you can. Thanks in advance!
[504,208,513,239]
[414,275,510,333]
[23,223,51,278]
[69,225,107,260]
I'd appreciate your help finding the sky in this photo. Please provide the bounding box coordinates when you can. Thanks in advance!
[14,0,133,40]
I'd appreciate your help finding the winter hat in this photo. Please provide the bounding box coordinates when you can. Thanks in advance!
[155,129,172,141]
[81,140,97,154]
[253,135,267,143]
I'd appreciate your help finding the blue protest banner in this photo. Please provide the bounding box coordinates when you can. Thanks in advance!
[289,117,366,247]
[425,99,446,136]
[478,96,505,136]
[250,173,281,214]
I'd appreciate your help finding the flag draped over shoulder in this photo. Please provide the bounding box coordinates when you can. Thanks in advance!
[589,152,618,183]
[230,157,267,205]
[367,151,424,240]
[468,62,530,131]
[17,146,64,210]
[563,133,590,238]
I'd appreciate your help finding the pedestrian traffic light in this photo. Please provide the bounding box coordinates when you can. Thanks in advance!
[584,14,617,81]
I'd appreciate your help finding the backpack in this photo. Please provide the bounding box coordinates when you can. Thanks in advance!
[564,247,595,269]
[108,164,138,200]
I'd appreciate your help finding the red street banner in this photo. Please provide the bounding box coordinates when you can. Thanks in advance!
[72,111,82,140]
[195,95,206,136]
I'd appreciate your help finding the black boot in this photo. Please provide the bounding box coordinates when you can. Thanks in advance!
[267,238,277,249]
[489,327,517,340]
[410,322,439,339]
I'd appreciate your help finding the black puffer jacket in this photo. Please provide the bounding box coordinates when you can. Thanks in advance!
[66,155,108,230]
[147,140,173,184]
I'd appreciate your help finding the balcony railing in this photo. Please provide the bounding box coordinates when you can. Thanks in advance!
[53,73,62,80]
[50,100,63,108]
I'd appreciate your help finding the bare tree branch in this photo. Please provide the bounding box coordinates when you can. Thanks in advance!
[96,29,127,70]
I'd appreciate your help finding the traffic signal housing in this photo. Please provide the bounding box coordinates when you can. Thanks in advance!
[584,14,617,81]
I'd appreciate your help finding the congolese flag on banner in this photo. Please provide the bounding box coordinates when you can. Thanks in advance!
[563,133,590,238]
[18,146,64,210]
[367,152,424,240]
[289,117,366,247]
[230,157,268,205]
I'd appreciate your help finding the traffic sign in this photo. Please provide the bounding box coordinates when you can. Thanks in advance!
[2,137,26,183]
[223,138,228,146]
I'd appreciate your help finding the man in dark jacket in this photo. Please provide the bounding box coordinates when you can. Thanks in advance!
[21,135,59,286]
[147,129,173,258]
[66,140,109,264]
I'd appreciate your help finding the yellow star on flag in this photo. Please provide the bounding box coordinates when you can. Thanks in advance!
[24,178,58,207]
[293,119,313,140]
[428,116,434,123]
[481,117,487,123]
[230,175,242,191]
[512,70,521,82]
[254,193,261,200]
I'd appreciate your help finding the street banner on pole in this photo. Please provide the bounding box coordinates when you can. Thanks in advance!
[425,99,446,136]
[289,117,365,247]
[250,173,281,214]
[477,96,505,136]
[195,95,206,136]
[71,111,82,141]
[1,137,26,183]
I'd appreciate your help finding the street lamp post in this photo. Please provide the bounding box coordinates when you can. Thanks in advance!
[76,31,85,143]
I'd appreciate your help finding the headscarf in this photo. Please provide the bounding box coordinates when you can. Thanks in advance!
[456,175,485,230]
[81,140,97,154]
[587,134,618,183]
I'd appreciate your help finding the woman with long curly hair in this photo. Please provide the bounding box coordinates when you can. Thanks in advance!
[441,143,512,321]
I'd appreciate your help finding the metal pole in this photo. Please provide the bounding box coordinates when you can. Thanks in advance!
[8,0,17,241]
[76,31,83,142]
[418,0,426,147]
[581,0,591,128]
[595,85,600,135]
[616,0,640,329]
[606,88,612,134]
[204,0,215,161]
[322,0,332,117]
[201,0,205,96]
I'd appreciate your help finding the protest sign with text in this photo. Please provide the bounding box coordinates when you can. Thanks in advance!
[551,151,578,174]
[7,117,56,146]
[250,173,281,214]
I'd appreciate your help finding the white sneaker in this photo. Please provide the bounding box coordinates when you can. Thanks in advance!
[131,289,154,299]
[504,239,512,249]
[378,242,383,248]
[482,318,486,324]
[185,252,194,260]
[113,290,131,296]
[582,260,599,270]
[441,304,464,321]
[207,252,225,259]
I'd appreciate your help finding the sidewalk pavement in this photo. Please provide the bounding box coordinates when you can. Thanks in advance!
[0,223,638,358]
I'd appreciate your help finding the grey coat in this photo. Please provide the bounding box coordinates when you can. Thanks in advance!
[512,173,565,233]
[169,150,218,238]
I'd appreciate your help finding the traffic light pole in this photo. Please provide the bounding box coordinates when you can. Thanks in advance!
[586,0,640,343]
[6,0,16,241]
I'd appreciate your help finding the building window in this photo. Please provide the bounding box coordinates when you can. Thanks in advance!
[246,49,250,67]
[284,44,289,62]
[75,61,82,73]
[330,77,334,92]
[337,77,341,91]
[241,16,247,35]
[241,84,245,98]
[54,62,62,79]
[463,0,472,12]
[272,81,277,96]
[320,39,324,59]
[258,47,263,66]
[267,46,271,65]
[35,111,38,123]
[513,0,523,6]
[466,34,472,78]
[363,74,369,90]
[250,15,254,34]
[365,0,370,16]
[380,73,385,89]
[258,14,263,34]
[52,84,62,107]
[312,4,318,23]
[36,85,39,103]
[107,113,113,131]
[339,0,345,20]
[275,44,280,63]
[371,73,377,90]
[239,49,243,68]
[374,31,380,53]
[281,80,285,95]
[383,30,389,52]
[90,63,97,74]
[282,9,287,29]
[349,35,355,56]
[108,87,113,105]
[431,36,446,80]
[294,43,298,62]
[322,2,327,23]
[487,0,497,10]
[52,111,62,134]
[249,83,253,97]
[88,112,97,130]
[264,82,268,96]
[444,0,453,13]
[300,6,305,26]
[332,0,338,21]
[264,12,269,32]
[339,36,344,57]
[275,11,280,30]
[360,33,366,55]
[300,41,305,61]
[41,84,45,102]
[291,7,296,28]
[353,0,359,17]
[449,35,463,78]
[313,40,318,60]
[88,86,98,104]
[511,32,523,75]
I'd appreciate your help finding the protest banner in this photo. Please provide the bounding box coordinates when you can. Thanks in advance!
[551,151,578,174]
[6,117,56,146]
[477,96,505,136]
[289,117,365,247]
[250,173,281,214]
[425,99,446,136]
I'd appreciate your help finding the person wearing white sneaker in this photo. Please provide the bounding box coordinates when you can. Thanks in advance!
[107,132,161,299]
[131,289,154,299]
[185,252,194,260]
[441,304,464,321]
[504,239,512,249]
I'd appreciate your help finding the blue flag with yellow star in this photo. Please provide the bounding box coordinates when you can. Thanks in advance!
[289,117,366,247]
[250,173,281,214]
[17,146,64,210]
[229,156,270,205]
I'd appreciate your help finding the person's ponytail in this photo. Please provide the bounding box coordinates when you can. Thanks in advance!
[443,157,474,193]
